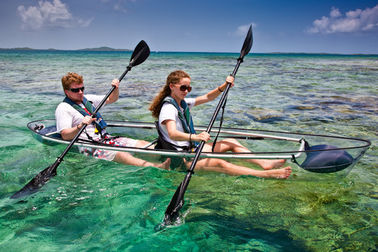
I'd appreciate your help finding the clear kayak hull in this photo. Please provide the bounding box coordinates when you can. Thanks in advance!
[27,119,371,175]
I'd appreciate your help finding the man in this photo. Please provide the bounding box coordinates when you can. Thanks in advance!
[55,72,170,169]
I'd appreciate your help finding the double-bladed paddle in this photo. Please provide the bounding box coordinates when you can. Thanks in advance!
[163,26,253,225]
[11,40,151,199]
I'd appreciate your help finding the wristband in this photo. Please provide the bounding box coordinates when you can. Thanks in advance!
[218,86,223,92]
[189,133,192,142]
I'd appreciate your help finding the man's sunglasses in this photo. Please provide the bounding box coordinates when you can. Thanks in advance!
[178,85,192,92]
[70,87,85,93]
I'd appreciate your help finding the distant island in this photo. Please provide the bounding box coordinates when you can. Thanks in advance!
[0,47,376,56]
[0,46,131,52]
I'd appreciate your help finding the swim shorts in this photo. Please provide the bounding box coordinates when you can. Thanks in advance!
[79,136,138,161]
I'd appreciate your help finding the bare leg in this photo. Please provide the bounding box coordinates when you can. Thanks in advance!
[185,158,291,179]
[206,138,286,170]
[113,152,171,169]
[136,140,156,149]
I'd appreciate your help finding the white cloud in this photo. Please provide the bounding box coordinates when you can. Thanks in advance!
[308,4,378,34]
[330,7,341,18]
[17,0,92,30]
[101,0,134,13]
[113,3,128,13]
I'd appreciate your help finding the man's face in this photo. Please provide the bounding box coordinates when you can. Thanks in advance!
[65,82,84,104]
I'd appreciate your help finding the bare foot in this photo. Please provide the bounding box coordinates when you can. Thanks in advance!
[155,158,171,170]
[258,159,286,170]
[266,166,292,179]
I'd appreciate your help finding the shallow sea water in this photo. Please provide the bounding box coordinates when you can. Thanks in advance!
[0,51,377,251]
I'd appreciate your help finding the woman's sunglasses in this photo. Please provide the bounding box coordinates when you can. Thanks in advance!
[70,87,85,93]
[178,85,192,92]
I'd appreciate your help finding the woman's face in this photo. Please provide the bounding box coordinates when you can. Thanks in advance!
[169,77,191,101]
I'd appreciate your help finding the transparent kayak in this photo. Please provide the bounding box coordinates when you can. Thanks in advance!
[28,120,371,174]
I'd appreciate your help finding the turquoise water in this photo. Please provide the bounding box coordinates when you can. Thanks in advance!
[0,50,377,251]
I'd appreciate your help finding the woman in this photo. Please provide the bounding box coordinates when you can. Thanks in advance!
[149,70,291,178]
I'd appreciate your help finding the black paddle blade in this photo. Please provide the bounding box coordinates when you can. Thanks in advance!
[164,182,185,225]
[240,25,253,59]
[10,162,58,199]
[129,40,150,67]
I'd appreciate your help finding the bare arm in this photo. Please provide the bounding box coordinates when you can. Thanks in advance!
[164,120,210,142]
[61,115,95,140]
[106,79,120,104]
[194,75,234,106]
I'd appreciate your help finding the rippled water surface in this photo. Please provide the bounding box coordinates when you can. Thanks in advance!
[0,51,377,251]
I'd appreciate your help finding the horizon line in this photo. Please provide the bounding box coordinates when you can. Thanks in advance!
[0,47,377,56]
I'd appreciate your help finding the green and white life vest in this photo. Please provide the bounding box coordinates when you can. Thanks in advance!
[155,96,197,151]
[63,96,107,133]
[162,96,196,134]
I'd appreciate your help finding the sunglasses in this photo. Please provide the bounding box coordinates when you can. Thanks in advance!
[70,87,85,93]
[178,85,192,92]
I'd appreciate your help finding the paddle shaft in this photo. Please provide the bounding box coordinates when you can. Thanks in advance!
[164,59,243,221]
[163,27,252,223]
[188,60,242,166]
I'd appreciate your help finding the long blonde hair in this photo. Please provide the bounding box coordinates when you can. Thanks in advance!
[149,70,191,118]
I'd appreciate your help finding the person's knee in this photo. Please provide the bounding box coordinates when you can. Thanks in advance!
[222,138,240,145]
[114,151,132,161]
[214,158,228,168]
[217,138,241,151]
[136,140,149,148]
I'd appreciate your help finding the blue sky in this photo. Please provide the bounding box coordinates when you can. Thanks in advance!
[0,0,377,54]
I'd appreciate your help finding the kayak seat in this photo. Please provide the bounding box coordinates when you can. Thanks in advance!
[38,125,62,139]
